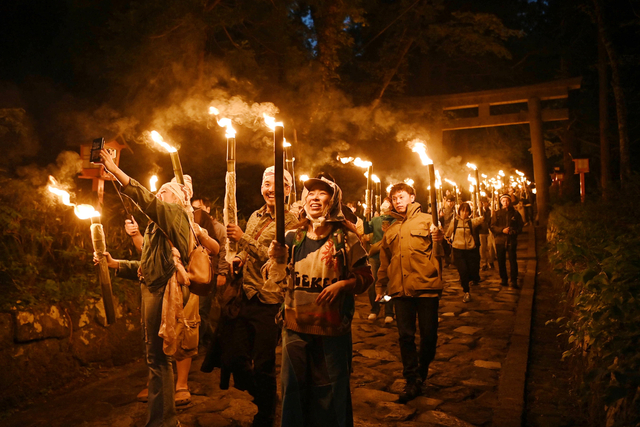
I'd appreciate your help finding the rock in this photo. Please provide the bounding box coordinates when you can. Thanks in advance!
[14,305,70,342]
[408,396,443,411]
[473,360,502,369]
[437,344,469,354]
[437,385,474,402]
[389,379,405,394]
[438,402,493,426]
[0,313,13,345]
[458,311,484,317]
[358,349,398,362]
[448,336,477,347]
[220,398,256,424]
[441,312,456,317]
[195,412,232,427]
[375,401,416,421]
[416,410,476,427]
[453,326,481,335]
[461,378,494,389]
[352,387,398,404]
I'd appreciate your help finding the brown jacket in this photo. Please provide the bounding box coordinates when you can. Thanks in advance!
[376,203,442,297]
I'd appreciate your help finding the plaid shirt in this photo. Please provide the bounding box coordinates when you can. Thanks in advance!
[237,205,298,304]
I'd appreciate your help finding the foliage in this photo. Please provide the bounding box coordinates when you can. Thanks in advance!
[547,190,640,425]
[0,172,139,312]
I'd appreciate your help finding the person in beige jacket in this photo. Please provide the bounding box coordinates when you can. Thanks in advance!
[446,202,484,303]
[376,183,443,404]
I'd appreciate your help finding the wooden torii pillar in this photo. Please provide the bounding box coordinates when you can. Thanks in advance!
[414,77,581,224]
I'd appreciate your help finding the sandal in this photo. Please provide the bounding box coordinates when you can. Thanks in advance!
[175,388,191,406]
[136,388,149,403]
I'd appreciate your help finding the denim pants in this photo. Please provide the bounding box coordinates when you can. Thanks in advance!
[141,284,177,427]
[367,257,394,317]
[496,239,518,285]
[281,329,353,427]
[394,297,439,383]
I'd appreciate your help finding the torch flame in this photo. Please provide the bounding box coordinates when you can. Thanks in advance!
[516,170,525,177]
[299,174,309,182]
[74,204,101,220]
[386,184,393,194]
[466,162,477,170]
[364,172,381,183]
[411,142,432,165]
[337,156,354,164]
[404,178,414,187]
[435,170,442,188]
[209,106,219,115]
[467,174,477,185]
[444,178,457,187]
[498,170,505,177]
[150,131,177,153]
[263,113,283,130]
[283,138,291,148]
[216,117,236,139]
[353,157,372,168]
[150,175,158,192]
[48,176,100,219]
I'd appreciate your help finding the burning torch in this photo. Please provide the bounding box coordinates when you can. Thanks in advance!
[411,142,444,279]
[264,113,286,246]
[467,163,481,216]
[150,131,183,185]
[284,137,297,205]
[210,107,239,264]
[338,156,373,220]
[48,177,116,325]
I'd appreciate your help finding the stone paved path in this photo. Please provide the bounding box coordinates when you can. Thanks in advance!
[5,230,533,427]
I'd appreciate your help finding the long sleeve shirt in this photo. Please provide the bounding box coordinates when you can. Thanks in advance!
[237,205,298,304]
[117,179,190,292]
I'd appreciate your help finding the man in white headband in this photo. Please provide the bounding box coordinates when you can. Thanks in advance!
[221,165,297,427]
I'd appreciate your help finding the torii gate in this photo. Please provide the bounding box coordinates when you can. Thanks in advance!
[407,77,582,223]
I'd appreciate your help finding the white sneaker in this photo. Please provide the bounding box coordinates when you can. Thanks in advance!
[384,316,394,324]
[463,292,471,303]
[368,313,378,321]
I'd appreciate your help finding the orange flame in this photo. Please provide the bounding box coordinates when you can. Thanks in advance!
[411,142,432,165]
[263,113,283,130]
[150,131,177,153]
[150,175,158,192]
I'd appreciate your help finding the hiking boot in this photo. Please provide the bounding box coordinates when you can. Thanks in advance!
[384,316,394,325]
[399,380,422,403]
[463,292,471,303]
[368,313,378,321]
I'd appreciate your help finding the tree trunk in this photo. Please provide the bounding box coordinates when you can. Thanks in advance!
[528,97,549,225]
[593,0,631,185]
[598,36,611,199]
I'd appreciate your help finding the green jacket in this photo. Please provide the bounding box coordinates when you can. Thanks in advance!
[363,214,396,261]
[376,203,442,297]
[117,179,190,292]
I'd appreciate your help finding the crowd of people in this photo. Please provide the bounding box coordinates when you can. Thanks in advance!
[96,148,526,427]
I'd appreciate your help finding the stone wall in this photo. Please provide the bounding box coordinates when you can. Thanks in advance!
[0,295,143,411]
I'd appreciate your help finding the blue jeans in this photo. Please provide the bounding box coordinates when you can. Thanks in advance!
[367,257,394,317]
[281,329,353,427]
[141,284,177,427]
[394,297,439,383]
